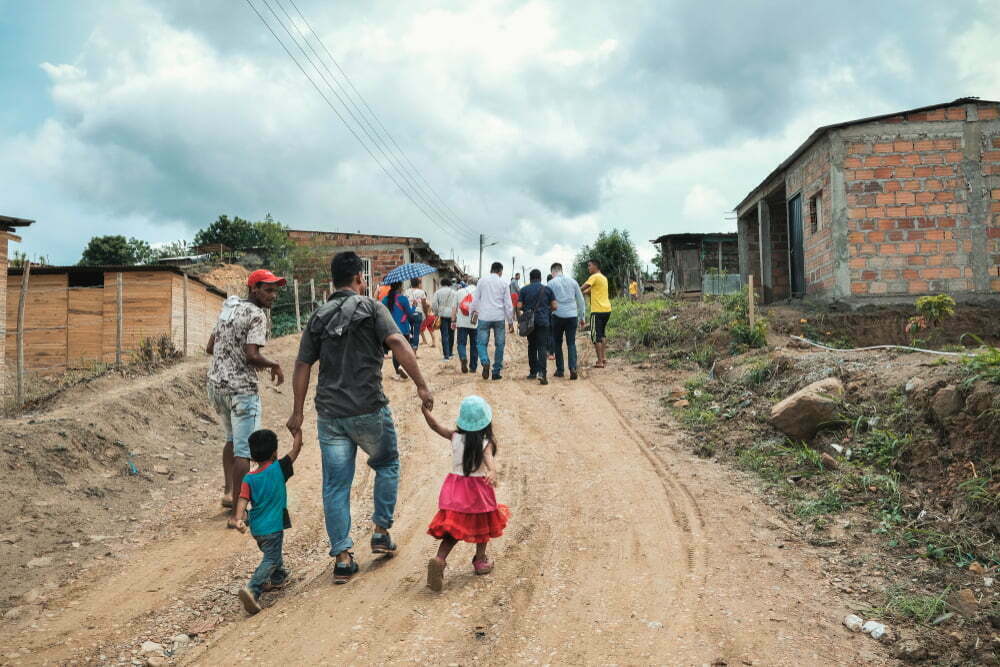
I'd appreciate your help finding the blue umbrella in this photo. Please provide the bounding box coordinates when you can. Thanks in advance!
[381,262,437,285]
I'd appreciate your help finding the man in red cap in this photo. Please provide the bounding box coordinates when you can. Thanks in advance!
[206,269,286,527]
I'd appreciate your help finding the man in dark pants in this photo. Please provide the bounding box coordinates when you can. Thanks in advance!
[547,262,587,380]
[518,269,557,385]
[430,279,456,360]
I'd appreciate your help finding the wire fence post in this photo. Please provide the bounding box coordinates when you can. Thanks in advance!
[15,262,30,406]
[115,272,124,366]
[293,278,301,332]
[309,279,316,312]
[748,274,756,329]
[182,272,189,357]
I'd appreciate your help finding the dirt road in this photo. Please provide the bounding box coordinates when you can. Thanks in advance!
[9,335,893,665]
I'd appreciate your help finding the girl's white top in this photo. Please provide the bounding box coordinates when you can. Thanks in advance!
[451,433,490,477]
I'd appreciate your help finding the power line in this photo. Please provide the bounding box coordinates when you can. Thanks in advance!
[271,0,477,242]
[245,0,477,242]
[285,0,478,239]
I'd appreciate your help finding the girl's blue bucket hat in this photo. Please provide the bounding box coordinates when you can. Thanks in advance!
[456,395,492,432]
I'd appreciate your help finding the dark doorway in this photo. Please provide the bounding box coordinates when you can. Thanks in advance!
[787,195,805,297]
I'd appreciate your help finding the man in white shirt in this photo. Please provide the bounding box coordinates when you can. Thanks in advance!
[470,262,515,380]
[450,280,478,374]
[430,279,457,361]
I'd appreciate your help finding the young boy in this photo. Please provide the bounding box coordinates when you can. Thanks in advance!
[235,428,302,615]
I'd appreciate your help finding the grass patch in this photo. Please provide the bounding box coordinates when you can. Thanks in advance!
[875,586,949,624]
[961,341,1000,386]
[607,298,683,351]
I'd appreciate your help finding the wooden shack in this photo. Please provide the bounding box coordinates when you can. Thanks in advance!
[651,233,740,295]
[5,266,227,373]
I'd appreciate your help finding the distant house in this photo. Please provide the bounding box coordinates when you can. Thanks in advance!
[286,230,459,296]
[5,265,226,373]
[1,215,35,394]
[735,97,1000,303]
[651,232,739,295]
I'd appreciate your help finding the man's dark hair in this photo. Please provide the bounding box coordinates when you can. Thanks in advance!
[588,258,601,270]
[441,278,452,286]
[550,262,562,273]
[331,252,364,288]
[490,262,503,274]
[530,268,542,281]
[248,429,279,463]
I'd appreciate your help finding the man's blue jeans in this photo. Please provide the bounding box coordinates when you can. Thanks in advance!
[248,531,288,597]
[439,317,454,358]
[409,313,423,349]
[456,327,478,371]
[476,320,506,376]
[552,316,579,374]
[317,407,400,556]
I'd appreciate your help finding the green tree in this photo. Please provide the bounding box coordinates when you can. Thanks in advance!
[572,229,641,295]
[193,213,294,269]
[153,240,191,259]
[79,235,154,266]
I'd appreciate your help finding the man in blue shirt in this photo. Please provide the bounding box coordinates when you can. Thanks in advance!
[517,269,557,385]
[547,263,587,380]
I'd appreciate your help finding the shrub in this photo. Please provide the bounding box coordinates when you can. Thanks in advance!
[606,298,681,349]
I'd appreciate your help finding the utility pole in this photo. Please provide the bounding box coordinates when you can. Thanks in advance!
[478,234,498,277]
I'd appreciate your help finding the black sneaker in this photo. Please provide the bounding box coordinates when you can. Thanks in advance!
[553,371,564,378]
[333,553,359,584]
[461,359,468,373]
[526,373,537,380]
[491,373,502,381]
[570,370,578,380]
[539,376,548,385]
[481,365,490,379]
[263,569,290,591]
[371,531,397,556]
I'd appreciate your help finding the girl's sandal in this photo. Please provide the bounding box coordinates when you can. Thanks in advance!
[427,557,446,592]
[472,558,494,575]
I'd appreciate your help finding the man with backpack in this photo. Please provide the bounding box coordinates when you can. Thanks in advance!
[287,252,433,584]
[517,269,557,385]
[451,279,478,374]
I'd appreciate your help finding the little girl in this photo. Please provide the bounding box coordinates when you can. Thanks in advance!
[421,396,509,592]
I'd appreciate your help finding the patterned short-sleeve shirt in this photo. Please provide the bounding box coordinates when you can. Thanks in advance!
[207,300,268,395]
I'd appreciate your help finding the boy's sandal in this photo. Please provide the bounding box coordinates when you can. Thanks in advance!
[427,557,446,592]
[333,553,359,585]
[263,571,290,591]
[472,558,494,575]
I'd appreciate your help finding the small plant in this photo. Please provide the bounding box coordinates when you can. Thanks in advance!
[794,488,845,517]
[689,344,716,369]
[741,359,776,386]
[905,294,956,345]
[853,429,910,470]
[961,337,1000,385]
[959,472,1000,511]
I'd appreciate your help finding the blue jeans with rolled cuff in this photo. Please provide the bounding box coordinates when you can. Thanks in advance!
[248,531,288,597]
[476,320,506,377]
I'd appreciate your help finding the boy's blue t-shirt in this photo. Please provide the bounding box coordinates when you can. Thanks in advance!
[240,456,294,536]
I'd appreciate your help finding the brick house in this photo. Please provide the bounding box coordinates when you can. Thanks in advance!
[735,98,1000,303]
[1,215,36,396]
[651,233,739,295]
[286,230,458,297]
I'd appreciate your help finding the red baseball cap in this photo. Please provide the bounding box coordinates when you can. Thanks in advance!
[246,269,287,287]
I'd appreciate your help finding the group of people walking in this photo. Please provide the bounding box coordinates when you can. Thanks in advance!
[203,252,613,612]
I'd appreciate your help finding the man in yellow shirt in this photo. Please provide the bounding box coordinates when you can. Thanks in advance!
[628,279,639,301]
[581,258,611,368]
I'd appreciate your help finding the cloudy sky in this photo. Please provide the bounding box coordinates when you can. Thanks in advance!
[2,0,999,273]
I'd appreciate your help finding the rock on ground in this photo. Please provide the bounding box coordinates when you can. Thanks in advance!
[770,377,844,441]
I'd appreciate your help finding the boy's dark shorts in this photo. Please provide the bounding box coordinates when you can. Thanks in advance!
[590,312,611,343]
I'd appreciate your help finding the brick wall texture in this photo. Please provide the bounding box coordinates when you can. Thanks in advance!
[287,231,413,287]
[842,103,1000,297]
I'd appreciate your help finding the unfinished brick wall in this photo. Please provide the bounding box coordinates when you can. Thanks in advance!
[786,139,835,294]
[841,104,999,297]
[287,231,414,287]
[985,131,1000,293]
[768,199,790,299]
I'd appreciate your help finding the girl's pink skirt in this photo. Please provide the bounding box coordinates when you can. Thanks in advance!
[427,474,510,543]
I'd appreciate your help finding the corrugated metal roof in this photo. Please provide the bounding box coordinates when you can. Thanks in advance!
[0,214,36,229]
[650,232,737,244]
[734,97,1000,213]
